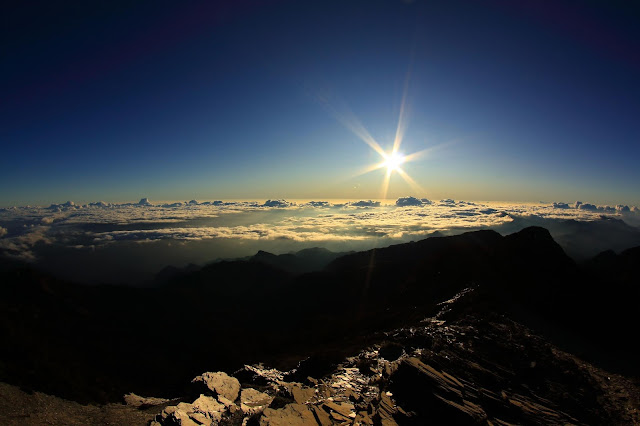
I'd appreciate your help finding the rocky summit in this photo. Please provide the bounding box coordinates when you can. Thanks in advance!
[131,301,638,425]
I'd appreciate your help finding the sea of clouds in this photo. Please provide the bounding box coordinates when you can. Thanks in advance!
[1,197,638,283]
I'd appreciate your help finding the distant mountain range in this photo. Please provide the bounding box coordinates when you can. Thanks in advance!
[496,215,640,260]
[151,216,640,285]
[154,247,354,284]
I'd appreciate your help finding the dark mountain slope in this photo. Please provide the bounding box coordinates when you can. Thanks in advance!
[0,226,638,406]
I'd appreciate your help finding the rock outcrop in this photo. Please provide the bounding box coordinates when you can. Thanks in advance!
[147,298,639,425]
[123,393,170,408]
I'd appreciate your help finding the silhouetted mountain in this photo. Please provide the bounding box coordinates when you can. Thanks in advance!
[154,263,201,285]
[495,215,640,260]
[1,226,638,420]
[552,217,640,260]
[249,247,353,275]
[152,247,352,286]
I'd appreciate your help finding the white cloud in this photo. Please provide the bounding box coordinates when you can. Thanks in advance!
[305,201,331,208]
[348,200,380,208]
[550,201,639,224]
[578,203,598,211]
[263,199,293,208]
[395,196,425,207]
[1,198,639,262]
[89,201,110,207]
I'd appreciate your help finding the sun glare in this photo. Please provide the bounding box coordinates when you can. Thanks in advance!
[383,152,405,172]
[324,69,433,199]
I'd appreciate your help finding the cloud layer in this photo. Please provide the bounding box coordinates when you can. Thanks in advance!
[2,197,639,264]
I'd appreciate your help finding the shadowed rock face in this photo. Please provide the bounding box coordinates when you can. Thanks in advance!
[145,308,639,425]
[0,226,638,412]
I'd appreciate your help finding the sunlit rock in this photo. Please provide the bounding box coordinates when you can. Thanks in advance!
[259,403,317,425]
[157,403,200,426]
[240,388,273,415]
[217,395,240,413]
[192,394,226,422]
[192,371,241,402]
[322,400,355,421]
[287,383,315,404]
[123,392,169,407]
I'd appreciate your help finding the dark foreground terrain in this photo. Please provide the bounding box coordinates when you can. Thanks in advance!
[1,226,639,424]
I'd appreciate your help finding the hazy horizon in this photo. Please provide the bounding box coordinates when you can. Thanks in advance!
[3,196,640,210]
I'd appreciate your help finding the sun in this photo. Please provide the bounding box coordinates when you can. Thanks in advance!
[383,152,405,172]
[319,69,438,198]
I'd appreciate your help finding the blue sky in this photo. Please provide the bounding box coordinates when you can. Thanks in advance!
[2,0,639,207]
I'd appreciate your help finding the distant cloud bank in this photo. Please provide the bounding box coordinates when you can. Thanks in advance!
[552,200,636,214]
[395,196,432,207]
[1,197,639,263]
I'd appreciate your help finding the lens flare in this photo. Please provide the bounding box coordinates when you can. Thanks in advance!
[383,152,405,172]
[315,67,448,199]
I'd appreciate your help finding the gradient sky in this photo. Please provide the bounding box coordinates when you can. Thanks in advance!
[2,0,639,207]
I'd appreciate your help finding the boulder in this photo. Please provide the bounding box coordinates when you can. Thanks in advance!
[192,372,241,401]
[158,403,201,426]
[192,394,226,422]
[241,388,274,415]
[217,395,239,413]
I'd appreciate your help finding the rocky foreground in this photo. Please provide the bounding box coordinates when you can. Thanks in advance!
[2,314,638,425]
[7,303,635,425]
[140,312,638,425]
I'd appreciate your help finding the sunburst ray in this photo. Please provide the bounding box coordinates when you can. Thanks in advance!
[380,169,392,200]
[397,168,425,194]
[392,69,411,156]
